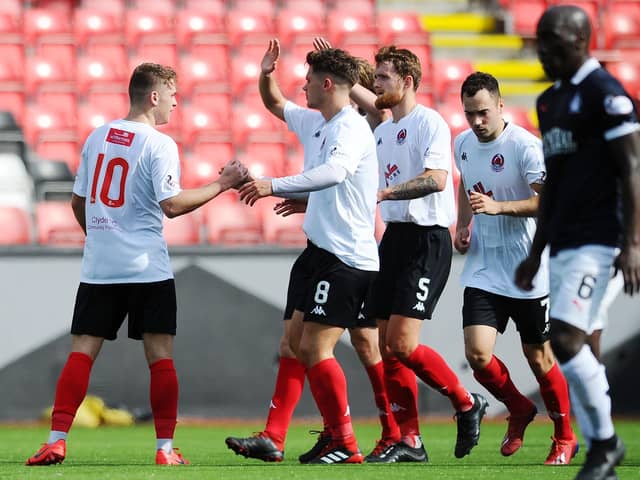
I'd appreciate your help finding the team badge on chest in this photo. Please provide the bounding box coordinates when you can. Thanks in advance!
[490,153,505,172]
[396,128,407,145]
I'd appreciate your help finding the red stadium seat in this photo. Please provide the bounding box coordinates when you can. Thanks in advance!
[0,206,32,245]
[276,9,327,47]
[74,8,125,46]
[23,8,74,45]
[431,59,474,101]
[416,90,435,108]
[175,9,227,47]
[129,44,179,72]
[230,45,269,96]
[276,54,309,97]
[125,10,175,47]
[182,0,226,13]
[35,200,85,246]
[232,95,286,145]
[35,140,81,173]
[203,195,264,245]
[259,197,306,247]
[603,2,640,49]
[0,9,23,44]
[226,9,275,47]
[81,0,126,13]
[0,44,24,92]
[341,40,379,64]
[508,0,546,37]
[606,60,640,101]
[24,49,75,95]
[178,45,231,95]
[180,99,232,146]
[130,0,177,14]
[280,0,326,11]
[24,93,77,145]
[502,105,537,133]
[163,212,202,246]
[77,93,128,142]
[437,103,468,140]
[77,49,129,95]
[0,91,25,126]
[326,11,377,47]
[183,142,234,189]
[376,11,427,46]
[398,42,432,71]
[239,142,287,178]
[328,0,376,18]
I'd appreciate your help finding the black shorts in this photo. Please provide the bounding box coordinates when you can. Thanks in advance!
[293,241,376,328]
[462,287,550,345]
[283,252,307,320]
[71,279,177,341]
[370,223,452,320]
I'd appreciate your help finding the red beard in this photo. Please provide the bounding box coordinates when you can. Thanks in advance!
[375,91,403,109]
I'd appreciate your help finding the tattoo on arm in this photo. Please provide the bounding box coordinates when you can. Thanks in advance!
[387,175,440,200]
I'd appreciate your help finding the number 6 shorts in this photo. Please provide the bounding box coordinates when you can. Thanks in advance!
[549,244,618,332]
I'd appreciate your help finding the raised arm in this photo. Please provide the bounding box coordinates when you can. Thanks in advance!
[259,39,288,122]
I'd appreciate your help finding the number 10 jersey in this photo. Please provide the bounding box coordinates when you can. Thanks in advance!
[73,119,182,284]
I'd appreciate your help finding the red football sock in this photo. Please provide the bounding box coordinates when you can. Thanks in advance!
[365,361,401,441]
[51,352,93,432]
[404,345,473,412]
[264,357,306,450]
[150,359,178,439]
[383,355,419,437]
[474,355,532,415]
[538,362,573,440]
[307,358,357,450]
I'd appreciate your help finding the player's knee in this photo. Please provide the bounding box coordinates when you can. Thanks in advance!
[465,348,491,370]
[549,331,582,364]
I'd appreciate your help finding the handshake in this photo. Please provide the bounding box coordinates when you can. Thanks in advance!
[218,159,306,215]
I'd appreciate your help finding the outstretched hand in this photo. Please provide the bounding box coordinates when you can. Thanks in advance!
[239,178,273,206]
[274,199,307,217]
[261,38,280,75]
[313,37,332,51]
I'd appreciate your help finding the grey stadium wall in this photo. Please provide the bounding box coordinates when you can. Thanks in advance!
[1,251,639,421]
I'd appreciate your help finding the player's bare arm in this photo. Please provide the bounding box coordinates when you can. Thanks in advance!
[378,168,446,202]
[161,160,247,218]
[71,193,87,235]
[610,130,640,294]
[470,183,542,216]
[454,180,473,254]
[259,39,287,122]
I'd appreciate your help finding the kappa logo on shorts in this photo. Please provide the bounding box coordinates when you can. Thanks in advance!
[311,305,326,316]
[412,301,425,312]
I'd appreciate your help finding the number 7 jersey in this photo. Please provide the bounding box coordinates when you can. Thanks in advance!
[73,119,182,283]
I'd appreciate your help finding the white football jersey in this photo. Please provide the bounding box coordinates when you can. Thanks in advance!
[73,119,181,283]
[284,102,379,271]
[374,104,456,227]
[454,122,549,298]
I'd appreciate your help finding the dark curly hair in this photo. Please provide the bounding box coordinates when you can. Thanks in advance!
[306,48,359,87]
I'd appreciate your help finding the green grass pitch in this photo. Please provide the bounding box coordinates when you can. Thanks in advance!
[2,418,639,479]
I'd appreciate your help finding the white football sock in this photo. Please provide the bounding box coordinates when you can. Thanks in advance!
[157,438,173,453]
[560,345,615,441]
[47,430,67,444]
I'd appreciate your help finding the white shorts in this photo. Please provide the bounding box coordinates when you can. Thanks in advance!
[590,270,624,333]
[549,245,618,333]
